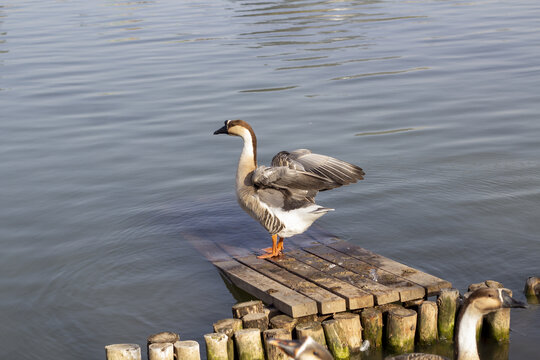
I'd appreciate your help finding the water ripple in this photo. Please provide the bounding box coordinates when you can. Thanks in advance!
[331,66,430,80]
[239,85,298,92]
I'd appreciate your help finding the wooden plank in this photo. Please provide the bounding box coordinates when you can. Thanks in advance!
[236,255,346,314]
[304,244,425,302]
[214,260,318,318]
[182,232,232,262]
[327,241,452,296]
[267,255,375,310]
[287,249,400,305]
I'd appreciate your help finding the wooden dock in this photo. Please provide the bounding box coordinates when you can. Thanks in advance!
[186,230,451,318]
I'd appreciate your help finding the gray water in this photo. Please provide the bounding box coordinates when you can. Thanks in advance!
[1,0,539,359]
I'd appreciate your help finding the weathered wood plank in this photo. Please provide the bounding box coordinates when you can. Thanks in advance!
[304,244,425,302]
[183,232,232,262]
[267,255,374,310]
[214,260,317,318]
[286,249,400,305]
[327,241,451,295]
[236,255,346,315]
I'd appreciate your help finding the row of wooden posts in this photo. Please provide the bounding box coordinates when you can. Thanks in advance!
[106,278,539,360]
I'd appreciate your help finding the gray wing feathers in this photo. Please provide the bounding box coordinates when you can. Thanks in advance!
[271,149,365,186]
[252,166,337,191]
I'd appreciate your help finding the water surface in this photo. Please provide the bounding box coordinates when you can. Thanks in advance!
[1,0,539,359]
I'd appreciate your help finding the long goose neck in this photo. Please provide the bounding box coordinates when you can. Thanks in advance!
[455,302,483,360]
[236,128,257,188]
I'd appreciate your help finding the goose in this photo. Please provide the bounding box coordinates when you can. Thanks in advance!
[213,119,365,258]
[270,288,526,360]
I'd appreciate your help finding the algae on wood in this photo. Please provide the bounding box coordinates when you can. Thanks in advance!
[322,318,350,360]
[437,288,459,341]
[235,328,265,360]
[361,307,383,348]
[204,333,228,360]
[386,307,417,354]
[417,301,438,345]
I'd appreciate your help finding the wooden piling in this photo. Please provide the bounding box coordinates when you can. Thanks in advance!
[525,276,540,304]
[263,328,292,360]
[235,328,265,360]
[322,318,350,360]
[484,288,513,343]
[149,343,174,360]
[437,288,459,341]
[147,333,179,360]
[243,312,269,331]
[174,341,201,360]
[296,314,319,325]
[264,305,282,320]
[204,333,229,360]
[213,319,243,334]
[270,314,298,333]
[232,300,264,319]
[417,300,438,345]
[295,321,327,348]
[485,280,503,289]
[468,282,487,292]
[213,318,243,360]
[485,308,511,342]
[386,306,417,354]
[361,307,383,348]
[148,332,180,345]
[105,344,141,360]
[333,312,363,352]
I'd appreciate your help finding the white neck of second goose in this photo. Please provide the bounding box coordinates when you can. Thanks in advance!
[456,304,484,360]
[235,126,257,189]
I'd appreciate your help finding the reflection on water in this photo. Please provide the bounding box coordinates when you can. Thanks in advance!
[230,0,432,92]
[356,128,416,136]
[1,0,539,359]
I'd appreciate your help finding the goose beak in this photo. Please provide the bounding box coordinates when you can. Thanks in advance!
[501,289,527,308]
[214,124,228,135]
[267,339,300,358]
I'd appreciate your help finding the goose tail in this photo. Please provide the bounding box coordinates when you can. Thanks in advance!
[311,206,334,214]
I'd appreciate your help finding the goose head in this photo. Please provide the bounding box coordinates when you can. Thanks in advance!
[455,287,526,360]
[466,287,526,313]
[268,337,333,360]
[213,119,255,138]
[214,119,258,168]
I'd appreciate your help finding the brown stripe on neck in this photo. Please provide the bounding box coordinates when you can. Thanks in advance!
[230,119,257,166]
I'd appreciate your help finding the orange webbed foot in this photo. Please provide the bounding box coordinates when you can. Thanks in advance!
[257,236,285,259]
[257,251,282,259]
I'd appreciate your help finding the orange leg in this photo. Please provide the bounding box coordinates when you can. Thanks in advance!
[258,235,284,258]
[276,237,284,252]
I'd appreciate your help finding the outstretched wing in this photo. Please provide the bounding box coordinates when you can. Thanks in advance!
[251,165,339,209]
[252,166,337,193]
[272,149,365,186]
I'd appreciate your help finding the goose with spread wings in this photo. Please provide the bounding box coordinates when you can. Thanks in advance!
[214,119,365,258]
